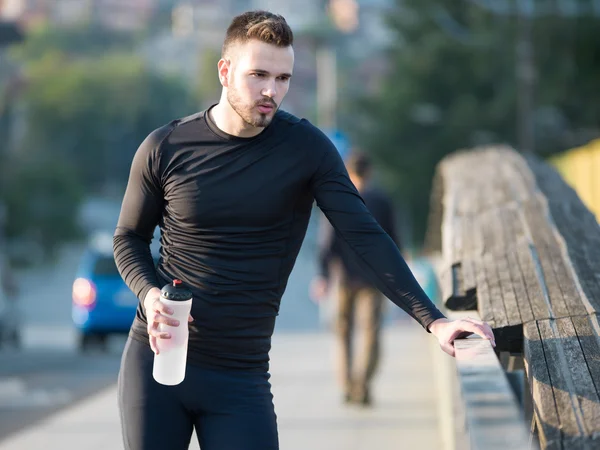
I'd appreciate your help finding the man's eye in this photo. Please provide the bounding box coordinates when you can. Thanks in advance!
[252,73,265,77]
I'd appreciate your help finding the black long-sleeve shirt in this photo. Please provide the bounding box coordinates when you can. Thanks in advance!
[318,185,401,288]
[113,106,445,371]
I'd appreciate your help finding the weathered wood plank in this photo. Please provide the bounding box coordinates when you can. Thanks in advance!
[523,321,562,449]
[544,239,588,317]
[454,336,531,450]
[536,319,583,444]
[495,251,522,327]
[555,318,600,438]
[515,239,551,321]
[571,314,600,385]
[482,252,508,327]
[526,318,600,448]
[523,153,600,315]
[435,146,600,449]
[547,203,600,316]
[475,253,493,323]
[523,200,570,319]
[505,244,535,324]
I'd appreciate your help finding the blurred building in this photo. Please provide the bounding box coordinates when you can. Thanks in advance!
[0,0,158,31]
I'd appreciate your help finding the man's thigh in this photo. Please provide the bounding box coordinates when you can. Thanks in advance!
[118,337,194,450]
[194,369,278,450]
[195,406,278,450]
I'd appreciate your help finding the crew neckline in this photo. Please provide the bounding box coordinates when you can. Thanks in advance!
[204,103,278,142]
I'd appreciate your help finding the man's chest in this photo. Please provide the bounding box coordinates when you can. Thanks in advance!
[162,145,312,227]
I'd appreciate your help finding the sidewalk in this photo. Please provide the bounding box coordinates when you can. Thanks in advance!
[0,322,442,450]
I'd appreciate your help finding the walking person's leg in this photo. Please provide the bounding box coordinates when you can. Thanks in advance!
[352,289,384,405]
[118,337,195,450]
[334,285,357,402]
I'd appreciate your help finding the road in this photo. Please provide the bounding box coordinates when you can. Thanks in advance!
[0,203,324,443]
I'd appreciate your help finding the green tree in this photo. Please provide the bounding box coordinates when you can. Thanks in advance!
[18,52,196,192]
[195,48,222,107]
[10,22,137,61]
[1,24,198,259]
[1,158,84,260]
[345,0,600,245]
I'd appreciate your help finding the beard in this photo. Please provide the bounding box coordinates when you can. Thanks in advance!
[227,85,277,128]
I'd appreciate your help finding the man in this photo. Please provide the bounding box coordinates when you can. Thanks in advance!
[312,151,400,406]
[114,10,495,450]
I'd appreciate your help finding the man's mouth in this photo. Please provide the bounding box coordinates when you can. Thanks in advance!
[257,103,275,114]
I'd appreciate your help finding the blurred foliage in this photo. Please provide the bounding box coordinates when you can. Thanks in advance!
[10,23,137,60]
[1,158,84,261]
[0,24,197,259]
[345,0,600,245]
[195,47,222,107]
[19,52,196,191]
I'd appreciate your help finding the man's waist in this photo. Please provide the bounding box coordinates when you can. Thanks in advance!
[130,317,272,371]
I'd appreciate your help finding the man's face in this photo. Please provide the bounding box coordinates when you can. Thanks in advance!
[224,40,294,128]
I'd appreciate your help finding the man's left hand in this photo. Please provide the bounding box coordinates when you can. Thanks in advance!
[428,317,496,357]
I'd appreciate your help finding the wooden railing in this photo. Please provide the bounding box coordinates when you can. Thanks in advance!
[426,145,600,449]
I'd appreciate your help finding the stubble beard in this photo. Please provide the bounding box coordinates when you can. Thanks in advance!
[227,86,276,129]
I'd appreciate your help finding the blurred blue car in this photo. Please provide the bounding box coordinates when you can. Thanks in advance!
[71,232,157,352]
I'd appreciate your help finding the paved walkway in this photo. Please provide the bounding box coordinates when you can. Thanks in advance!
[0,323,442,450]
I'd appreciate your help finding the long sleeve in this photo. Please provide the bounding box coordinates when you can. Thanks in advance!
[309,140,445,331]
[113,126,171,305]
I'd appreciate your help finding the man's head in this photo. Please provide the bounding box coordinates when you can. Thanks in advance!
[217,11,294,129]
[345,152,372,189]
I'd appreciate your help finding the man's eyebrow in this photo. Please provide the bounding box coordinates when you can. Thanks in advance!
[251,69,293,78]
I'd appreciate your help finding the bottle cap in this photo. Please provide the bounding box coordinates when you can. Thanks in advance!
[161,279,192,301]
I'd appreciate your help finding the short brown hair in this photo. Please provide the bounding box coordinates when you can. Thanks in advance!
[222,10,294,57]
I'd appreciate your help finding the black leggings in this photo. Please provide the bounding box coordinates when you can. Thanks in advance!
[118,337,279,450]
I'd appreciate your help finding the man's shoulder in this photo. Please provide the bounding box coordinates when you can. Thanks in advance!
[144,120,179,148]
[144,111,206,149]
[275,109,303,126]
[275,110,322,136]
[274,110,335,149]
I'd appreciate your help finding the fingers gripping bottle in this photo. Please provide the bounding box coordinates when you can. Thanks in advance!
[152,279,193,386]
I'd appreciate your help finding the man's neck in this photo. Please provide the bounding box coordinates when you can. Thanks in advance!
[210,99,264,138]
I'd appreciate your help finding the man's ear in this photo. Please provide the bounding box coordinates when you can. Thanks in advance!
[217,58,230,88]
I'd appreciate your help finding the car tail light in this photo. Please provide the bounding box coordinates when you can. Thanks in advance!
[73,278,97,308]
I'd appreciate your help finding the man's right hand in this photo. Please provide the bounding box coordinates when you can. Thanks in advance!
[143,287,193,354]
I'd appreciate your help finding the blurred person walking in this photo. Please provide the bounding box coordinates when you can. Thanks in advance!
[114,10,495,450]
[311,152,400,406]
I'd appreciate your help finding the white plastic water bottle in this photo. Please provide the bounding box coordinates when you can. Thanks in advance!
[152,279,193,386]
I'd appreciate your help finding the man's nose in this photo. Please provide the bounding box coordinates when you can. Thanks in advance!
[261,79,277,98]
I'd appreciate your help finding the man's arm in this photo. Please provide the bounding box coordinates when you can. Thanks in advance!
[309,142,444,330]
[308,135,495,354]
[113,126,169,305]
[113,124,194,354]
